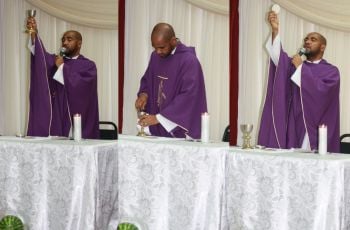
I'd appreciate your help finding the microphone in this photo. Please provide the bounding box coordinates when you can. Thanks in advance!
[59,47,66,57]
[298,47,309,56]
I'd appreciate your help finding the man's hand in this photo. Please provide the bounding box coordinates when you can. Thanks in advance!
[26,17,37,31]
[138,114,159,127]
[135,93,148,111]
[267,11,279,39]
[26,16,38,42]
[55,55,64,67]
[291,54,303,68]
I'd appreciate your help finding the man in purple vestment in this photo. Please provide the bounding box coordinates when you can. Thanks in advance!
[258,11,340,152]
[135,23,207,139]
[26,17,99,139]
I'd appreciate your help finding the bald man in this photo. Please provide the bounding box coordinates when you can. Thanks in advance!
[258,11,340,152]
[26,17,99,139]
[135,23,207,139]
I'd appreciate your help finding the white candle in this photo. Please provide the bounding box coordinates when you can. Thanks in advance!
[73,114,82,141]
[201,112,210,143]
[318,124,327,155]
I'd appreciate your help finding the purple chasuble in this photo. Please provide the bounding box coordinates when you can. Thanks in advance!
[27,36,99,139]
[258,47,340,152]
[138,42,207,139]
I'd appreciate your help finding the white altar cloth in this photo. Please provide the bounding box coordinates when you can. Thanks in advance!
[1,135,350,230]
[117,136,228,230]
[224,148,350,230]
[0,136,118,230]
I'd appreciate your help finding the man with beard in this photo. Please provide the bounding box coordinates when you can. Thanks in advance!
[26,17,99,139]
[135,23,207,139]
[258,11,340,152]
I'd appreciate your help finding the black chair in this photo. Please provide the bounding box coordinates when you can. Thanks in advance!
[340,134,350,153]
[222,125,230,142]
[99,121,118,140]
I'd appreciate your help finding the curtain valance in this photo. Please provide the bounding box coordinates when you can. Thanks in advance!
[25,0,118,29]
[274,0,350,31]
[185,0,229,15]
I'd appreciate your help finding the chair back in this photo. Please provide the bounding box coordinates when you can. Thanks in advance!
[222,125,230,142]
[99,121,118,140]
[340,134,350,153]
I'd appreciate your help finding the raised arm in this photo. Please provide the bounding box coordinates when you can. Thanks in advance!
[267,11,279,43]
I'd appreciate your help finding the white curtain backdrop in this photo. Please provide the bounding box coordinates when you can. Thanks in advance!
[0,0,118,136]
[123,0,230,141]
[2,0,350,145]
[239,0,350,145]
[186,0,229,14]
[0,0,4,133]
[0,1,5,134]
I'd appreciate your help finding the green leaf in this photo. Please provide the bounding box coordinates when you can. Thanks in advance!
[0,215,24,230]
[117,222,139,230]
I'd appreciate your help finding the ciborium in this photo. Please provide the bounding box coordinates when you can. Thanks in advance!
[26,9,36,34]
[240,124,253,149]
[137,111,147,137]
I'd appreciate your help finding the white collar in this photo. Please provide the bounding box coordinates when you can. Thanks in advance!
[306,59,321,64]
[65,55,79,59]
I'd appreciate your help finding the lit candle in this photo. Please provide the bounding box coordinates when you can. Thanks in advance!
[318,124,327,155]
[201,112,210,143]
[73,113,82,141]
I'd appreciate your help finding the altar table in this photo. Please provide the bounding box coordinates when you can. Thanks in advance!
[1,135,350,230]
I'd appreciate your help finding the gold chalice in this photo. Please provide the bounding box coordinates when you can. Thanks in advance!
[26,9,36,34]
[240,124,253,149]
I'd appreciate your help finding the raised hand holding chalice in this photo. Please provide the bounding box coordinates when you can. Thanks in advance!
[26,9,37,34]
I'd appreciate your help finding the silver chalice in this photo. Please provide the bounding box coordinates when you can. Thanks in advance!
[137,111,147,137]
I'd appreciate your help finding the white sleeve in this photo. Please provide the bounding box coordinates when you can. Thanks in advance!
[266,34,281,66]
[301,133,311,150]
[156,114,178,132]
[28,37,35,55]
[290,64,302,87]
[53,64,65,85]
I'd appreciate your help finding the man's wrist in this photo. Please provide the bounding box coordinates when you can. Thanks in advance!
[139,92,148,96]
[139,92,148,99]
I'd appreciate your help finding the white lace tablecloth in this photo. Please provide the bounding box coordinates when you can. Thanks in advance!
[117,136,228,230]
[0,136,119,230]
[2,135,350,230]
[224,148,350,230]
